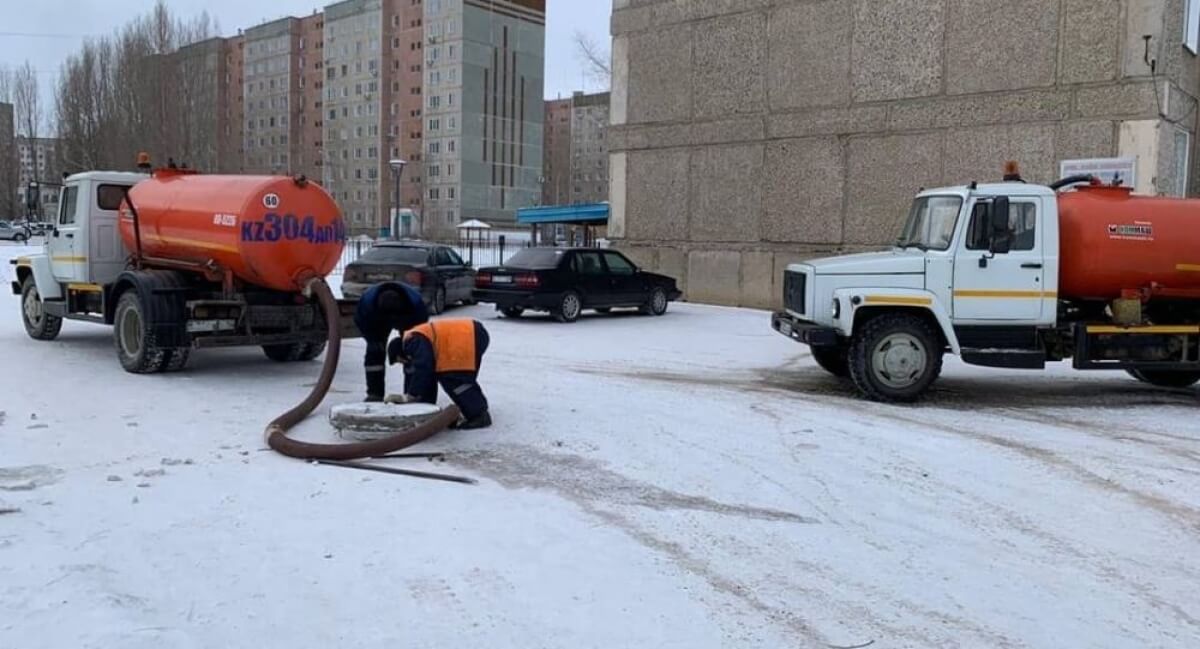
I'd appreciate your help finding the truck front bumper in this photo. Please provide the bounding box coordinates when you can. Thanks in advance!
[772,312,840,347]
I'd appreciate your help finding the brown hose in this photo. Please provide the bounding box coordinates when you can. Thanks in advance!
[265,277,460,461]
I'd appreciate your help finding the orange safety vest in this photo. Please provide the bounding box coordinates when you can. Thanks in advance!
[404,319,478,373]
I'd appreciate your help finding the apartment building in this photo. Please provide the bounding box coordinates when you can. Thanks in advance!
[243,18,302,174]
[221,36,246,173]
[423,0,545,234]
[15,137,61,219]
[323,0,386,233]
[382,0,428,235]
[542,90,610,207]
[1,102,15,216]
[298,13,326,183]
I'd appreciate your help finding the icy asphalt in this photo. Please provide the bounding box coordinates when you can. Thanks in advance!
[1,241,1198,648]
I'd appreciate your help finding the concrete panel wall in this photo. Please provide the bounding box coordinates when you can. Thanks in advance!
[611,0,1196,308]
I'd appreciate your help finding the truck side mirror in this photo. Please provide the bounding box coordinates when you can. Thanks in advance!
[989,196,1012,255]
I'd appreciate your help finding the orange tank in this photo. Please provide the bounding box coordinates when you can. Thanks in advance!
[120,171,345,292]
[1058,185,1200,300]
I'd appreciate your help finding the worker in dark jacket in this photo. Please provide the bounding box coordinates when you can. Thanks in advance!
[354,282,429,402]
[386,319,492,430]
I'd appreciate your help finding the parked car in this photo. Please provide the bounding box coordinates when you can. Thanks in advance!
[341,241,476,314]
[0,221,30,242]
[473,248,682,323]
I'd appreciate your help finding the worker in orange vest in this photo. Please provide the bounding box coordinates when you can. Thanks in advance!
[386,318,492,430]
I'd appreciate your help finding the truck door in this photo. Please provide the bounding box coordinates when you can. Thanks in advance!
[952,196,1047,322]
[88,184,129,284]
[48,183,86,284]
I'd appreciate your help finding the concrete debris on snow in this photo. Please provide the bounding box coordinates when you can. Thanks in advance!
[1,243,1198,648]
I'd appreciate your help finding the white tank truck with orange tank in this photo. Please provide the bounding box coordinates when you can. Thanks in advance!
[772,163,1200,402]
[11,160,358,373]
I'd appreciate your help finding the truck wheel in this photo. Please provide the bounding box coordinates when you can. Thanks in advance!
[161,348,191,372]
[298,341,327,361]
[113,290,167,374]
[501,307,524,319]
[849,313,943,402]
[21,276,63,341]
[1126,369,1200,389]
[811,345,850,378]
[263,343,307,362]
[554,290,582,323]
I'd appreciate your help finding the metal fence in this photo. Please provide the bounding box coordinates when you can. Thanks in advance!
[331,237,535,275]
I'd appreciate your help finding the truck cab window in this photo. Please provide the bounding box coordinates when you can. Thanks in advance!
[97,184,127,211]
[59,186,78,225]
[898,196,962,251]
[966,200,1037,251]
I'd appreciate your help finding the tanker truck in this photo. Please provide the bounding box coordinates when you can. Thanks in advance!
[771,168,1200,402]
[10,165,356,373]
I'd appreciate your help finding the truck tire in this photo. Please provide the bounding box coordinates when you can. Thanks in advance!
[1126,369,1200,389]
[113,290,168,374]
[263,343,308,362]
[811,345,850,378]
[554,290,582,323]
[849,313,943,402]
[21,276,63,341]
[161,348,191,372]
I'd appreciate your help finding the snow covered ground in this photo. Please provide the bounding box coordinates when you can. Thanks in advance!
[1,240,1198,648]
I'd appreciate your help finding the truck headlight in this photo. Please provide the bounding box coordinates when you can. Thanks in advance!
[831,298,841,320]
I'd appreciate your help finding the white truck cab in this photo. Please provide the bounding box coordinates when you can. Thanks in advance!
[772,177,1200,401]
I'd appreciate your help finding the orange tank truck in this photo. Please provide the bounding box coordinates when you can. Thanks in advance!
[1058,185,1200,301]
[120,170,346,292]
[11,163,359,374]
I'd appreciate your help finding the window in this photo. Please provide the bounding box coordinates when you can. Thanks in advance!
[59,186,78,225]
[435,248,455,266]
[573,252,605,276]
[603,252,636,275]
[97,185,126,211]
[1187,0,1200,53]
[966,200,1038,252]
[898,196,963,251]
[1174,128,1191,197]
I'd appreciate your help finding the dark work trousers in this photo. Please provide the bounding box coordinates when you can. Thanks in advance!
[364,335,388,399]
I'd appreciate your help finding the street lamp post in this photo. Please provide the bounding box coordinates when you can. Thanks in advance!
[389,159,407,238]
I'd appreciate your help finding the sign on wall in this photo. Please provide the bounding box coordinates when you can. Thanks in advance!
[1059,157,1137,188]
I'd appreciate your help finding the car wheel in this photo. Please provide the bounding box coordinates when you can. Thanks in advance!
[113,290,168,373]
[501,307,524,319]
[848,313,943,402]
[811,345,850,378]
[1126,369,1200,388]
[430,286,447,315]
[640,287,669,316]
[554,290,582,323]
[14,232,27,242]
[21,276,63,341]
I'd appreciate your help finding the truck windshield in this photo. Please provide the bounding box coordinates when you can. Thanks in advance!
[897,196,963,251]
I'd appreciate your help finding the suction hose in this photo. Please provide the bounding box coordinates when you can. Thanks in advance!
[265,277,460,461]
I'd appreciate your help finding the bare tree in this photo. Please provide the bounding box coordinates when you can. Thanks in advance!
[11,61,46,218]
[574,31,611,89]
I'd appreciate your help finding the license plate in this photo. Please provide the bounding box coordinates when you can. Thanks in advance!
[779,321,793,336]
[366,273,393,282]
[491,276,513,284]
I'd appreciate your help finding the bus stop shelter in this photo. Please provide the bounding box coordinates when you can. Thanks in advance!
[516,203,609,247]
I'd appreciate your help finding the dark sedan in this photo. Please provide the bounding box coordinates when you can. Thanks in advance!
[342,241,476,314]
[473,248,682,323]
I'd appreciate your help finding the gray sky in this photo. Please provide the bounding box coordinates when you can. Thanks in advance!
[0,0,611,108]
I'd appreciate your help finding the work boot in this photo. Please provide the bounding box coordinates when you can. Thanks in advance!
[454,411,492,430]
[365,369,386,404]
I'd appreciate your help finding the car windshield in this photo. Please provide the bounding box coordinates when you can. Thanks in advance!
[504,248,565,269]
[897,196,963,251]
[358,246,429,264]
